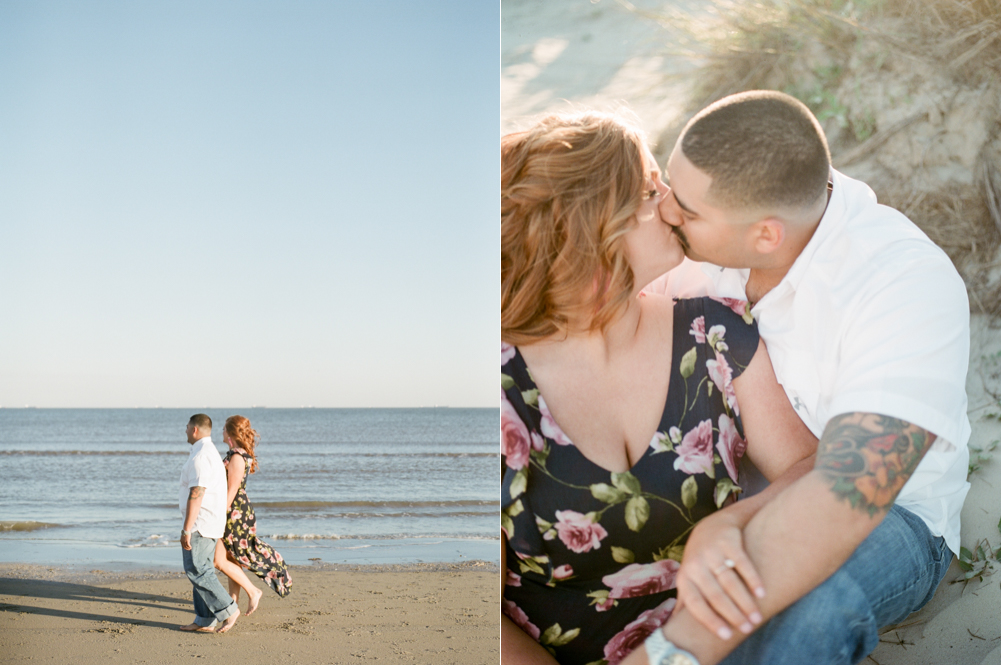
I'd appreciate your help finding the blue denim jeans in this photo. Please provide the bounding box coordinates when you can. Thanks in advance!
[182,532,238,627]
[720,505,952,665]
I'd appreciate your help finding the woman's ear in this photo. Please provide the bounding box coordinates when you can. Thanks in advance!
[751,218,785,254]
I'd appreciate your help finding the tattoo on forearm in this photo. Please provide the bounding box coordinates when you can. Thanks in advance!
[188,486,206,500]
[815,413,935,516]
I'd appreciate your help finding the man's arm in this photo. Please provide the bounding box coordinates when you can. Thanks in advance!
[180,486,206,551]
[671,340,819,637]
[621,412,936,665]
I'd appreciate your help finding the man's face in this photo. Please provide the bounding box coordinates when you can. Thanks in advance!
[185,423,197,444]
[660,145,755,268]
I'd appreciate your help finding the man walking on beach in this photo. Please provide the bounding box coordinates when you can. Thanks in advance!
[628,90,970,665]
[179,413,240,633]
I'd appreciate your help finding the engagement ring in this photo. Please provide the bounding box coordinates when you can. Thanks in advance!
[713,559,736,576]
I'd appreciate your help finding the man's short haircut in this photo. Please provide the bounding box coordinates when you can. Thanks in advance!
[680,90,832,212]
[188,414,212,431]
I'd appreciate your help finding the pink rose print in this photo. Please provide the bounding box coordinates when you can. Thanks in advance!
[229,509,242,521]
[602,560,680,599]
[502,390,532,469]
[710,296,750,318]
[673,419,715,475]
[717,414,747,483]
[553,564,574,581]
[503,599,541,641]
[707,324,729,352]
[603,598,676,665]
[689,315,706,343]
[531,431,545,452]
[595,597,615,612]
[506,570,522,587]
[239,538,248,550]
[501,342,516,365]
[706,351,739,415]
[538,395,573,446]
[554,510,608,553]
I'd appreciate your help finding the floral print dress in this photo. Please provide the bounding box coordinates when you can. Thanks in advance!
[501,297,758,665]
[223,450,292,598]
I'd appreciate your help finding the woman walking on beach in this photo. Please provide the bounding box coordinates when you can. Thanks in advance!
[213,415,292,612]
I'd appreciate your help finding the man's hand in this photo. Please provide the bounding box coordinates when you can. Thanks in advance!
[181,532,192,550]
[675,510,764,640]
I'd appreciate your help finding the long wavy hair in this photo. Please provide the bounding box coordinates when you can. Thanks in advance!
[224,415,260,474]
[501,111,648,345]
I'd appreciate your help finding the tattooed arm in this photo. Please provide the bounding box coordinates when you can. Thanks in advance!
[814,413,934,515]
[181,486,207,551]
[618,412,937,665]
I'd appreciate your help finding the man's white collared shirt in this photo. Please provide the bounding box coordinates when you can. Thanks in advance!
[702,169,971,554]
[179,437,228,539]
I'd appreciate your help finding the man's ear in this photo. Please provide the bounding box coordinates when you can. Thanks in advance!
[751,218,785,254]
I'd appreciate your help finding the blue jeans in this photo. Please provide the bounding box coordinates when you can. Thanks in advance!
[721,505,953,665]
[182,532,238,627]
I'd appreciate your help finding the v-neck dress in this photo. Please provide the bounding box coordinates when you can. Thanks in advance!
[501,297,759,665]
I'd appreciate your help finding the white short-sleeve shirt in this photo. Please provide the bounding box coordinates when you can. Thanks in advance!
[649,170,971,554]
[178,437,229,539]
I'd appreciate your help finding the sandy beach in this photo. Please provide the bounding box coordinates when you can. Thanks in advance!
[0,561,499,664]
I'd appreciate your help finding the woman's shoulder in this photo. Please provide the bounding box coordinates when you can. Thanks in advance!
[674,296,759,370]
[673,296,754,326]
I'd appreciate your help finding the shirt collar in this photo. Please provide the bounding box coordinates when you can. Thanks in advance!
[189,436,213,455]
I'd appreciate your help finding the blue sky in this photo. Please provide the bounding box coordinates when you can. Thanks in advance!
[0,1,498,408]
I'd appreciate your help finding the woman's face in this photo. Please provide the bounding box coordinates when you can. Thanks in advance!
[623,146,685,290]
[223,431,234,448]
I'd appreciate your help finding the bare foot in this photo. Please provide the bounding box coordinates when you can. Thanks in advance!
[246,587,263,615]
[215,607,240,633]
[179,622,216,633]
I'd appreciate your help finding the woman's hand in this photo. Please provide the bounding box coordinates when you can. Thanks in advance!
[675,510,764,640]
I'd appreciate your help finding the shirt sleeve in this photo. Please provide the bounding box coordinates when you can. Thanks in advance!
[189,454,214,489]
[827,253,970,444]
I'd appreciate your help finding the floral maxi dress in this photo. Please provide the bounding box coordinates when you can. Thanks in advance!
[223,450,293,597]
[501,297,759,665]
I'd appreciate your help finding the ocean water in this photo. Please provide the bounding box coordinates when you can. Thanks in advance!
[0,408,499,569]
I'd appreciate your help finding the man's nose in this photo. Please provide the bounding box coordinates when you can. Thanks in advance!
[659,189,683,227]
